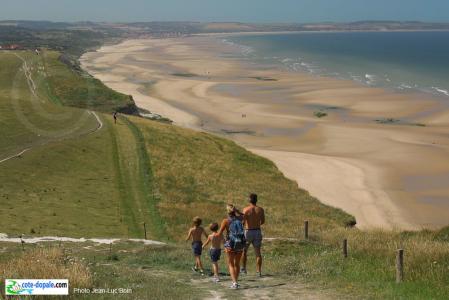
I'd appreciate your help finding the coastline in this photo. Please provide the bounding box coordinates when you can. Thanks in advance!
[80,36,449,230]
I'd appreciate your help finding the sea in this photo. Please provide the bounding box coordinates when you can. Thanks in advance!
[225,31,449,98]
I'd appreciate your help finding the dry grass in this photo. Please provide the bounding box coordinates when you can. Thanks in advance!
[131,116,354,241]
[0,247,92,290]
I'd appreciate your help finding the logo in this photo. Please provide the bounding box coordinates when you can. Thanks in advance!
[5,279,69,296]
[5,280,33,295]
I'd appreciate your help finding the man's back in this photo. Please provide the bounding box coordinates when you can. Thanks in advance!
[243,205,265,230]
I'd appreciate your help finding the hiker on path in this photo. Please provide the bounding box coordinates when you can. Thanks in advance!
[186,216,208,275]
[113,112,118,124]
[202,222,224,283]
[218,204,246,289]
[241,193,265,277]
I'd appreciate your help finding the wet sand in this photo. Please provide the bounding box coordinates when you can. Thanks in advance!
[81,36,449,230]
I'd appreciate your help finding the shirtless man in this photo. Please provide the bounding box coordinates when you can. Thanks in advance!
[241,193,265,276]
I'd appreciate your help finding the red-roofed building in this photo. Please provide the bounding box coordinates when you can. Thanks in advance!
[0,44,22,50]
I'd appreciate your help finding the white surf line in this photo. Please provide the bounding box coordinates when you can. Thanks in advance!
[0,233,165,246]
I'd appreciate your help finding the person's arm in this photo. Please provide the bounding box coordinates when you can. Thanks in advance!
[260,208,265,225]
[241,207,248,225]
[217,219,227,236]
[185,228,192,241]
[202,235,211,249]
[235,207,243,216]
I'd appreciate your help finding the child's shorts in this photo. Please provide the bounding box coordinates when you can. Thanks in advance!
[209,248,221,262]
[192,241,203,256]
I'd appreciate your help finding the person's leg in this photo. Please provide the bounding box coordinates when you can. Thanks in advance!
[198,256,204,271]
[195,256,200,269]
[242,230,251,272]
[234,251,243,281]
[254,247,262,273]
[227,252,237,283]
[212,262,218,277]
[242,244,249,271]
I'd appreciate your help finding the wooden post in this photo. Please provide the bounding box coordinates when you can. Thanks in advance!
[343,239,348,258]
[396,249,404,283]
[20,235,25,251]
[304,220,309,240]
[109,243,112,258]
[143,222,147,240]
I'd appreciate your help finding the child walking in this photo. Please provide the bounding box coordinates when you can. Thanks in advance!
[186,216,208,275]
[203,223,224,283]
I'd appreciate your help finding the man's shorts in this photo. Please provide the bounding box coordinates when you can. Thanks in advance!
[192,241,203,256]
[245,229,263,248]
[209,248,221,262]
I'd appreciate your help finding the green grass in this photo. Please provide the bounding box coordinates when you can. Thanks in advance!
[374,118,400,124]
[0,51,97,158]
[314,111,328,118]
[131,117,354,241]
[41,50,137,113]
[0,51,146,238]
[248,76,278,81]
[171,73,198,77]
[120,116,166,240]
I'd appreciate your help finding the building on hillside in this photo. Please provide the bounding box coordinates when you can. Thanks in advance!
[0,44,23,50]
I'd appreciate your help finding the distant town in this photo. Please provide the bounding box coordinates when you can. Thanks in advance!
[1,20,449,58]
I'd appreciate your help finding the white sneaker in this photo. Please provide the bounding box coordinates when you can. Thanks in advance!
[230,282,238,289]
[213,277,220,283]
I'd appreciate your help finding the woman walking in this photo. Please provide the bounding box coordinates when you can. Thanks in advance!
[218,204,246,289]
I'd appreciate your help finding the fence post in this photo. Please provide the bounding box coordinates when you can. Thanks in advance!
[20,235,25,251]
[143,222,147,240]
[396,249,404,283]
[304,220,309,240]
[343,239,348,258]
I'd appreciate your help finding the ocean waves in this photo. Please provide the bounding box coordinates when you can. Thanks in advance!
[223,34,449,99]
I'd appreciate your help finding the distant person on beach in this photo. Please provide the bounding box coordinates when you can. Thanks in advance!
[218,204,246,289]
[185,216,208,275]
[202,222,224,283]
[113,112,118,124]
[241,193,265,277]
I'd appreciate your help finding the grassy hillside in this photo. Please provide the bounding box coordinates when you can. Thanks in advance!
[1,50,449,299]
[42,51,137,113]
[0,51,133,238]
[132,116,353,241]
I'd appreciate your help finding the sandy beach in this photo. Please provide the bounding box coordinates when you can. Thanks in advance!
[81,36,449,230]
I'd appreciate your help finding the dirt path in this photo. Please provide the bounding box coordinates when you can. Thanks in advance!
[191,272,334,300]
[0,233,164,246]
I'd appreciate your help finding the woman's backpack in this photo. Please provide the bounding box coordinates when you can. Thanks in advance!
[225,217,246,251]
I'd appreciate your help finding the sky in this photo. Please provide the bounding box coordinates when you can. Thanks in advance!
[1,0,448,23]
